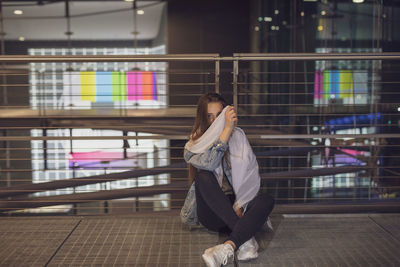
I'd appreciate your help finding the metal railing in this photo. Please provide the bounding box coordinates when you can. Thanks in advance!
[0,53,399,215]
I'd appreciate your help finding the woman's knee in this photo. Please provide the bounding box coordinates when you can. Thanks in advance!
[258,193,275,209]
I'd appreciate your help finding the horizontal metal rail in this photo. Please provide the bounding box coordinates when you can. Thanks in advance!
[231,52,400,61]
[0,134,398,141]
[0,107,196,118]
[0,181,188,212]
[273,200,400,214]
[0,52,398,214]
[260,166,369,180]
[0,52,399,63]
[0,162,187,199]
[0,54,220,63]
[0,186,398,213]
[3,185,398,194]
[0,164,368,200]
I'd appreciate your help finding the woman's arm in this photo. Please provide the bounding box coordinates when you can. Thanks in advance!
[219,106,237,143]
[184,106,237,171]
[184,139,228,171]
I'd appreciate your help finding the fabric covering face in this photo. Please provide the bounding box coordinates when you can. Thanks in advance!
[185,106,260,209]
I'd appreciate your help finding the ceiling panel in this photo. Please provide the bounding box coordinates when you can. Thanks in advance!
[2,1,165,40]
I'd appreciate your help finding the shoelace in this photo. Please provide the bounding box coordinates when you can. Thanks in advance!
[221,246,234,265]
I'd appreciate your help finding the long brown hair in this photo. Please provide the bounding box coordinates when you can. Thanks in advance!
[188,93,227,184]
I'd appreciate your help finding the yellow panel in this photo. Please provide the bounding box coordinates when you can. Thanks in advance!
[81,72,96,102]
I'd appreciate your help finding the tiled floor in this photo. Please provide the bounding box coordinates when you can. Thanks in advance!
[0,213,399,266]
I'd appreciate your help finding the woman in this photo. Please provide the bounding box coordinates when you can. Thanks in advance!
[183,93,275,267]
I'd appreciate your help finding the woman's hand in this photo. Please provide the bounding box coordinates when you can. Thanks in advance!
[225,106,238,130]
[219,106,237,143]
[234,206,244,218]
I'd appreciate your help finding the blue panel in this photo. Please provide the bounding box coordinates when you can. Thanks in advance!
[96,72,113,102]
[330,70,340,99]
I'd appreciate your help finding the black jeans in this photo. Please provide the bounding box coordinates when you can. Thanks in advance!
[195,170,275,248]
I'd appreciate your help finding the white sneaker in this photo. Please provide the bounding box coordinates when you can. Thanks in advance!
[202,243,234,267]
[237,237,259,261]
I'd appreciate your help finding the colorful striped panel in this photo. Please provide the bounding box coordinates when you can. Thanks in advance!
[81,71,96,102]
[136,72,143,100]
[112,72,127,101]
[330,70,340,100]
[322,70,330,100]
[96,72,113,102]
[152,72,157,100]
[74,71,157,103]
[339,70,353,98]
[142,71,153,100]
[314,70,322,100]
[127,71,142,100]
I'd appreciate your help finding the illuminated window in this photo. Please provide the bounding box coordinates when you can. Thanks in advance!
[29,47,170,212]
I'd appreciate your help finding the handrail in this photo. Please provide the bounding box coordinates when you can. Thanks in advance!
[0,134,398,141]
[0,54,220,63]
[0,162,187,199]
[0,52,399,214]
[0,181,188,212]
[0,165,368,200]
[274,200,400,214]
[1,190,398,213]
[0,52,399,63]
[231,52,400,61]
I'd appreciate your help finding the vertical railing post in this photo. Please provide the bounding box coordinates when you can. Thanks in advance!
[233,59,238,108]
[215,60,220,94]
